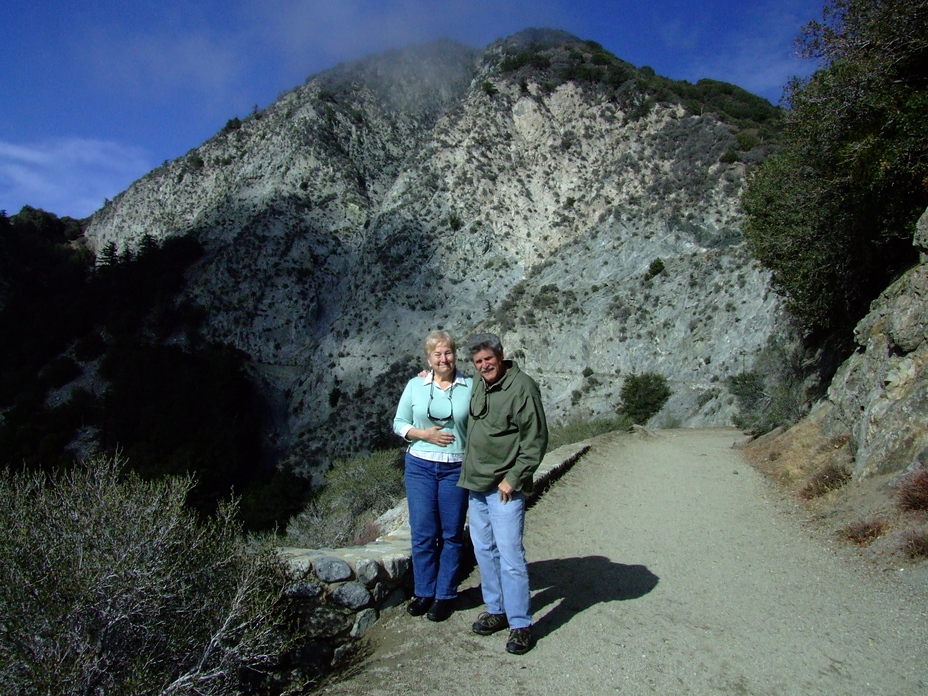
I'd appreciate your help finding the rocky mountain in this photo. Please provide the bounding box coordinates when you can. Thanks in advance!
[82,30,790,476]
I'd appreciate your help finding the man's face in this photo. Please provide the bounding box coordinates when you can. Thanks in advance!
[472,348,505,386]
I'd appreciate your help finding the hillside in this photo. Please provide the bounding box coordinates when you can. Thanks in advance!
[77,30,789,478]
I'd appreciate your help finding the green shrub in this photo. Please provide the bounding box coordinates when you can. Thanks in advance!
[644,258,665,280]
[696,387,721,409]
[719,149,739,164]
[620,373,672,425]
[728,372,767,413]
[743,0,926,335]
[97,342,271,523]
[285,449,405,548]
[221,116,242,133]
[0,457,302,695]
[73,332,107,362]
[727,337,807,435]
[735,130,760,150]
[38,355,82,389]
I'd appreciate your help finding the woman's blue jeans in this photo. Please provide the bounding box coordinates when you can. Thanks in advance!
[404,453,468,600]
[468,488,532,629]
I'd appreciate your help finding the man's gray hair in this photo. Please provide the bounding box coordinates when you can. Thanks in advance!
[467,332,503,356]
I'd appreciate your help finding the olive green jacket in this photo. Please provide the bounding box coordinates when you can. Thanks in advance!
[458,361,548,494]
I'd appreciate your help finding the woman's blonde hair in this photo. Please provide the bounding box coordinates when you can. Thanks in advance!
[423,330,456,356]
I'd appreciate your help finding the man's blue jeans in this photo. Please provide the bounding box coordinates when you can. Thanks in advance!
[468,488,532,629]
[404,453,468,600]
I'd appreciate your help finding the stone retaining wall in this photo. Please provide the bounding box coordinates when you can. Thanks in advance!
[277,442,590,670]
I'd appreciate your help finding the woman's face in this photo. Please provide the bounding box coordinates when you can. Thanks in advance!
[428,342,456,378]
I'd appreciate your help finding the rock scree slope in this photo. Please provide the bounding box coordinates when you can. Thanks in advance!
[319,428,928,696]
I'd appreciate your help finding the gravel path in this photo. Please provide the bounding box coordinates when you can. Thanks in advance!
[319,428,928,696]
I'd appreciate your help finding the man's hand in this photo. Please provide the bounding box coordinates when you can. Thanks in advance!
[498,478,514,504]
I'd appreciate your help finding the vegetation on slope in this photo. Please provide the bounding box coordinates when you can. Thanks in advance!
[493,32,782,150]
[743,0,928,339]
[0,457,310,695]
[0,208,309,530]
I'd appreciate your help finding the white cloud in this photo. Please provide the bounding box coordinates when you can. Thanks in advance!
[0,139,151,219]
[247,0,566,74]
[80,25,247,113]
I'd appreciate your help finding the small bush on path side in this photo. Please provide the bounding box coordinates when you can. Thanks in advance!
[839,519,888,546]
[897,468,928,511]
[619,372,672,425]
[901,527,928,559]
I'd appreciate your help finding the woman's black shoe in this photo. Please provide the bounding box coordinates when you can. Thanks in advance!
[407,596,434,616]
[426,599,454,622]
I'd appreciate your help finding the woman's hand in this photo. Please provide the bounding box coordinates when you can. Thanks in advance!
[413,426,455,447]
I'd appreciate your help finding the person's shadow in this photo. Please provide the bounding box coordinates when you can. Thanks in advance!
[527,556,659,640]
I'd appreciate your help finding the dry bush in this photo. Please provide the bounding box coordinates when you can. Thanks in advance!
[285,449,405,549]
[839,519,888,546]
[901,526,928,559]
[897,468,928,511]
[353,518,387,546]
[800,463,852,499]
[0,457,303,696]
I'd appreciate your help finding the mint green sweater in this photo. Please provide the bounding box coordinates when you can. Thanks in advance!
[393,371,472,460]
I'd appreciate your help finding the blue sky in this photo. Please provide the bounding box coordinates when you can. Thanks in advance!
[1,0,825,219]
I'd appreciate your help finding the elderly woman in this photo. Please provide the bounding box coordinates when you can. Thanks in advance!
[393,330,472,622]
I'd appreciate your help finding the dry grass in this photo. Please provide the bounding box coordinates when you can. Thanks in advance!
[742,415,852,494]
[901,525,928,559]
[897,468,928,511]
[800,463,852,499]
[741,408,927,564]
[839,519,889,546]
[352,517,386,546]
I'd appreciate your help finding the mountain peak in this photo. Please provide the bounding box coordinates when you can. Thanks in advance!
[492,27,583,51]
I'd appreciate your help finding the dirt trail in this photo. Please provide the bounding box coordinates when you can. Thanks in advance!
[319,428,928,696]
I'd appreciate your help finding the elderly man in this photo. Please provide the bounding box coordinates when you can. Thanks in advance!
[458,333,548,655]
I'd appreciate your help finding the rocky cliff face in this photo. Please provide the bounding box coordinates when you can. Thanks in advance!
[83,32,789,475]
[821,208,928,479]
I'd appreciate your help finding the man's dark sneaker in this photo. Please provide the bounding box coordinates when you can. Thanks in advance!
[505,626,533,655]
[426,598,454,622]
[407,596,433,617]
[472,611,508,635]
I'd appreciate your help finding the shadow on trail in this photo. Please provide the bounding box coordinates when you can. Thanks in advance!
[528,556,659,640]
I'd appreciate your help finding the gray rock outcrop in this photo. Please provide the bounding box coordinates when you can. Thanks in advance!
[823,207,928,478]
